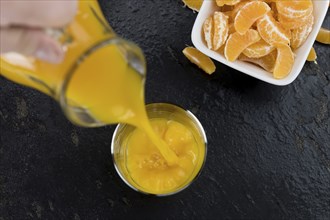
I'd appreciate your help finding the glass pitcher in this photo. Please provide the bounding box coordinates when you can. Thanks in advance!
[0,0,146,127]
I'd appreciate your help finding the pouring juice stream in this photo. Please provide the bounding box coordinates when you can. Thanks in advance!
[64,44,179,165]
[0,0,177,165]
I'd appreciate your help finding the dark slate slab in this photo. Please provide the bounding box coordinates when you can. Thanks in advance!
[1,0,329,219]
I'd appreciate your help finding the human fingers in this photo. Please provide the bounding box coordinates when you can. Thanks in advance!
[0,0,77,28]
[0,27,64,63]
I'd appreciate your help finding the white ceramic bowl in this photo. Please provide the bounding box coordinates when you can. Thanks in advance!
[192,0,329,86]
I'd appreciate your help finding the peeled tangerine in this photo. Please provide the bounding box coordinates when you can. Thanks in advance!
[203,16,213,50]
[183,47,216,74]
[276,0,313,20]
[257,13,291,45]
[234,1,270,34]
[278,13,312,30]
[213,12,229,50]
[224,29,261,62]
[182,0,203,12]
[203,12,229,51]
[273,44,294,79]
[291,15,314,49]
[239,50,277,73]
[231,1,250,20]
[316,28,330,44]
[307,47,317,62]
[200,0,316,79]
[243,39,275,58]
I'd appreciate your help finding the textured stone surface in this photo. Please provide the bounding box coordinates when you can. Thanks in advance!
[1,0,329,219]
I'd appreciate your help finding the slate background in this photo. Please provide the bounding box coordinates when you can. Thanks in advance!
[1,0,329,219]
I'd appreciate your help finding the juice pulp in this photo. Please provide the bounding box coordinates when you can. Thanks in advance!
[123,118,205,195]
[0,0,205,194]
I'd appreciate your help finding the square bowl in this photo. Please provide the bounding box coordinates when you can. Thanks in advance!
[191,0,329,86]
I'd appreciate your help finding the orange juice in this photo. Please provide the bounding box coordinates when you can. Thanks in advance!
[64,44,179,165]
[127,120,199,194]
[112,103,206,195]
[0,0,206,194]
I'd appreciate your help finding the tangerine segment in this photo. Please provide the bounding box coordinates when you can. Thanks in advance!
[234,1,270,34]
[182,0,203,12]
[276,0,313,20]
[278,13,312,30]
[183,47,216,74]
[243,39,275,58]
[231,1,250,20]
[239,50,277,73]
[203,16,213,49]
[216,0,240,7]
[291,15,314,49]
[273,44,294,79]
[224,29,261,61]
[316,28,330,44]
[213,12,229,50]
[257,13,291,45]
[307,47,317,62]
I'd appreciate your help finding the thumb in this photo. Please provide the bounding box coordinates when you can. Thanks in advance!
[0,27,64,63]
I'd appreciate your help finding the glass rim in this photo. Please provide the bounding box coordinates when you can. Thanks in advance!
[111,102,208,196]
